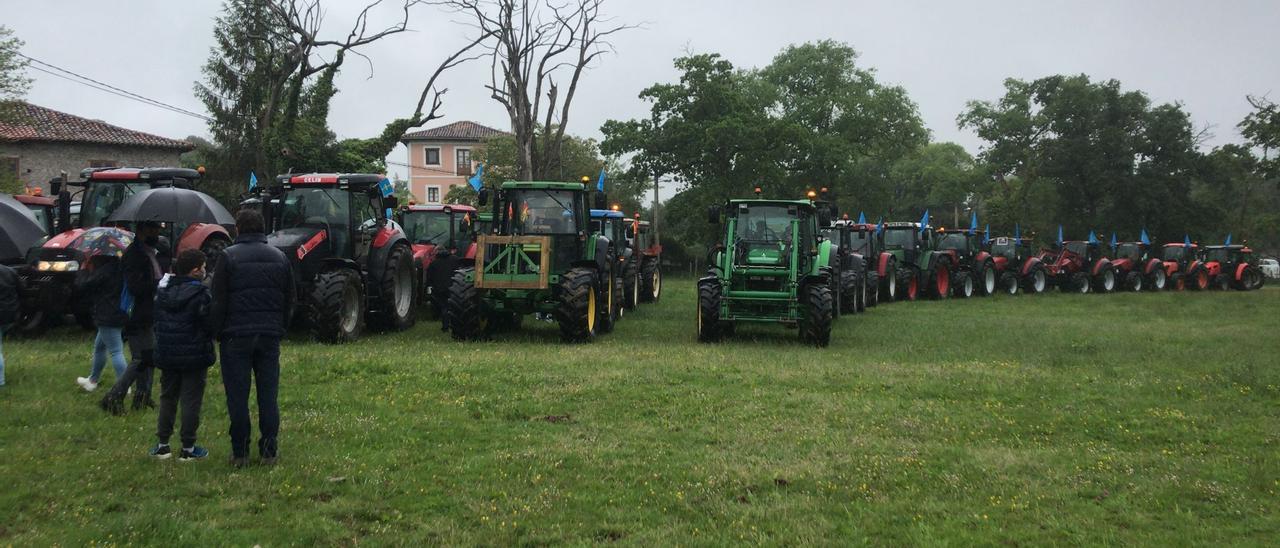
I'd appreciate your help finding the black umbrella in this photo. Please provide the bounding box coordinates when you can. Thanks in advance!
[0,193,47,262]
[105,187,235,226]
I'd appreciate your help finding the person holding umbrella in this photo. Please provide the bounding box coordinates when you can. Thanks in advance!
[0,262,18,388]
[100,221,166,413]
[73,228,134,392]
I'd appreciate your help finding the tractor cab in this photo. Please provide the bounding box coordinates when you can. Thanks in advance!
[1200,245,1264,290]
[728,200,820,271]
[882,222,930,264]
[480,181,598,285]
[591,209,630,268]
[400,203,477,261]
[1113,242,1148,263]
[988,236,1031,262]
[14,193,56,236]
[935,229,978,260]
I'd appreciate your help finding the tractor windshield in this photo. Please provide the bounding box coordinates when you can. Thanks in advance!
[403,210,471,249]
[937,233,969,251]
[1205,248,1232,263]
[734,205,794,244]
[1064,242,1088,256]
[24,204,51,234]
[506,190,579,235]
[276,187,350,232]
[848,229,873,254]
[81,182,150,228]
[991,239,1016,260]
[1116,243,1142,261]
[1162,246,1186,261]
[883,228,917,250]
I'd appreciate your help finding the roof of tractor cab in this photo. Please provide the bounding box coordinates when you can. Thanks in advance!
[1202,245,1247,250]
[81,167,201,182]
[590,209,624,219]
[403,203,476,213]
[499,181,585,191]
[728,198,813,208]
[281,173,385,186]
[883,221,929,230]
[1164,242,1198,248]
[13,194,55,206]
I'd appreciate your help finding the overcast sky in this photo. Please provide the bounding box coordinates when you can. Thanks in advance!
[8,0,1280,189]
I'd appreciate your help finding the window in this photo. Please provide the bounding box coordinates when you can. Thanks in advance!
[456,148,472,176]
[427,186,440,203]
[88,159,118,168]
[423,147,441,166]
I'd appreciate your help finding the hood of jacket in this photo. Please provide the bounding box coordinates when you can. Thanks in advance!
[157,276,208,312]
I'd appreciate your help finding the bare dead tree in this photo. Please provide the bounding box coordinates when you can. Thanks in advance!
[431,0,633,180]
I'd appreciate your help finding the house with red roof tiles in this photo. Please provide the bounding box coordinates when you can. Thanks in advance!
[399,120,508,203]
[0,102,192,192]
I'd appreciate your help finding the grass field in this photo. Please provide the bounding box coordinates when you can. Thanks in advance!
[1,280,1278,545]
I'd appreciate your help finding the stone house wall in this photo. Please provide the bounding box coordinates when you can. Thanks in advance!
[0,142,186,192]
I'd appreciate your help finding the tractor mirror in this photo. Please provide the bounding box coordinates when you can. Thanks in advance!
[49,177,63,197]
[595,192,607,210]
[384,196,399,211]
[477,188,490,206]
[817,207,832,227]
[707,205,720,224]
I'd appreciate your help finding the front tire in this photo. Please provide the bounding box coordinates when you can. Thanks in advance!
[1125,271,1143,292]
[1094,267,1116,293]
[1146,267,1167,291]
[310,268,364,344]
[640,259,662,303]
[952,271,974,298]
[800,283,833,347]
[928,263,951,300]
[1000,271,1019,295]
[556,267,598,343]
[697,278,723,343]
[977,262,996,296]
[447,268,490,341]
[865,270,879,308]
[372,244,416,331]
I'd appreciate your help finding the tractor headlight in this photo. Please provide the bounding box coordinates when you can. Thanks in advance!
[38,260,80,272]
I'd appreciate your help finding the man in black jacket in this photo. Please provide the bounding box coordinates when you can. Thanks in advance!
[208,209,294,466]
[0,263,19,388]
[101,221,166,413]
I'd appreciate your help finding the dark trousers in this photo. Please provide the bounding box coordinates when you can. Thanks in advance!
[220,335,281,459]
[107,325,155,399]
[156,367,208,447]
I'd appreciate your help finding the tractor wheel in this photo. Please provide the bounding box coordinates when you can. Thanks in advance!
[800,283,833,347]
[1214,273,1231,291]
[999,271,1019,295]
[14,307,48,336]
[1170,272,1185,291]
[898,266,919,301]
[1023,265,1047,294]
[855,273,867,313]
[1251,267,1266,290]
[1092,267,1116,293]
[447,268,489,341]
[697,278,723,343]
[1070,272,1091,294]
[622,264,640,310]
[372,244,416,331]
[1190,268,1209,290]
[865,270,880,308]
[977,261,996,296]
[830,272,842,321]
[880,261,897,302]
[309,268,364,344]
[200,236,231,281]
[928,263,951,300]
[556,267,599,343]
[599,273,618,334]
[839,269,857,315]
[1146,268,1167,291]
[614,274,625,319]
[1125,271,1143,292]
[952,271,974,298]
[640,259,662,303]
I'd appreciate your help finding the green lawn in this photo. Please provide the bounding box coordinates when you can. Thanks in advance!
[1,281,1277,545]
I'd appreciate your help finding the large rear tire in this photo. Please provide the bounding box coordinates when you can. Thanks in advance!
[447,268,490,341]
[1190,268,1209,290]
[800,283,833,347]
[1094,266,1117,293]
[880,260,897,302]
[1215,273,1231,291]
[309,268,364,344]
[556,267,598,343]
[1070,272,1091,294]
[622,263,640,310]
[1146,267,1167,291]
[928,263,950,300]
[1170,272,1186,291]
[640,259,662,303]
[977,261,996,296]
[839,269,857,315]
[865,270,879,308]
[1125,271,1143,292]
[372,244,416,331]
[599,273,618,334]
[697,279,723,343]
[952,271,974,298]
[1000,271,1019,295]
[855,272,867,313]
[899,266,919,301]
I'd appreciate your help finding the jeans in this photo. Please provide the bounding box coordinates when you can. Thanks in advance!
[156,367,208,448]
[220,335,281,459]
[107,325,155,400]
[89,327,127,382]
[0,326,6,386]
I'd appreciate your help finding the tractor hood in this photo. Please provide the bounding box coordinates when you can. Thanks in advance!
[268,227,328,260]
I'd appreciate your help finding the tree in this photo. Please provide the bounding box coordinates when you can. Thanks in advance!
[0,25,32,125]
[431,0,632,180]
[466,132,647,210]
[1240,95,1280,179]
[887,142,983,224]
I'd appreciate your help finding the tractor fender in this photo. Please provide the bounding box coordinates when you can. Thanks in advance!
[367,237,411,288]
[1020,256,1042,276]
[1163,261,1179,276]
[975,251,991,265]
[594,236,611,272]
[877,252,893,277]
[1204,261,1221,276]
[1110,258,1132,273]
[991,255,1009,272]
[1188,260,1203,275]
[1091,258,1112,277]
[1142,258,1161,275]
[1235,262,1249,282]
[815,239,833,274]
[463,242,477,261]
[176,223,231,254]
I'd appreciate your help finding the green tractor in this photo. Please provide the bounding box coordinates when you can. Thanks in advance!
[880,220,957,301]
[697,196,835,346]
[447,180,614,342]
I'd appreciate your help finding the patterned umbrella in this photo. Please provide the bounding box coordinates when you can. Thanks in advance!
[67,227,134,260]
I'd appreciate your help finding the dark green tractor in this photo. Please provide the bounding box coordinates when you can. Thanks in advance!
[447,180,613,342]
[881,221,957,301]
[697,198,835,346]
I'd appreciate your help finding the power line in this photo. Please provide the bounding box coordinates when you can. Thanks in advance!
[16,51,214,123]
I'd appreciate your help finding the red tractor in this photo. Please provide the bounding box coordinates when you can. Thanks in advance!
[984,236,1048,295]
[1199,245,1265,291]
[13,192,57,236]
[399,203,477,315]
[18,168,232,333]
[623,215,663,305]
[252,173,415,342]
[1160,243,1207,290]
[1108,241,1167,291]
[1038,239,1117,293]
[934,228,997,298]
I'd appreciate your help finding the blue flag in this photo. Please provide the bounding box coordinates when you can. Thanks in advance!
[596,169,606,192]
[919,209,930,235]
[249,171,258,190]
[385,207,393,219]
[876,217,884,236]
[1110,232,1117,248]
[983,224,990,245]
[378,177,394,198]
[969,211,978,234]
[467,163,485,192]
[1140,228,1150,245]
[1184,234,1192,247]
[1057,225,1064,247]
[1224,233,1232,246]
[1088,230,1098,245]
[1015,223,1021,241]
[857,211,866,224]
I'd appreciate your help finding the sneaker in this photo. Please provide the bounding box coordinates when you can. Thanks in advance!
[149,444,172,459]
[179,446,209,461]
[76,377,98,392]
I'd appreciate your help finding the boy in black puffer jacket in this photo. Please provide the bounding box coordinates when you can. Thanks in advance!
[149,250,216,461]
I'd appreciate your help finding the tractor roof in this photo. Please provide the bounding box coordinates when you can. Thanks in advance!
[499,181,585,191]
[884,221,930,230]
[13,194,55,206]
[81,167,201,182]
[1202,245,1246,250]
[727,198,815,210]
[1163,242,1198,248]
[590,209,624,219]
[279,173,385,187]
[936,228,978,235]
[623,218,651,227]
[403,204,476,213]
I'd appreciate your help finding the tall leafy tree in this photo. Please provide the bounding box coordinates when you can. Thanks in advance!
[0,25,31,125]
